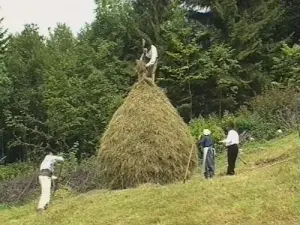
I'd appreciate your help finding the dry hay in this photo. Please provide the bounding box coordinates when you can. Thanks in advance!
[97,61,197,189]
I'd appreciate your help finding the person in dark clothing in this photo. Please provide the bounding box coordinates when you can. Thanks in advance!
[197,129,216,179]
[220,123,239,176]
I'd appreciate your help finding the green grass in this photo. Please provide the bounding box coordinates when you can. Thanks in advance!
[1,134,298,225]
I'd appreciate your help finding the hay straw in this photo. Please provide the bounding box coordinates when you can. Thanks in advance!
[97,62,197,189]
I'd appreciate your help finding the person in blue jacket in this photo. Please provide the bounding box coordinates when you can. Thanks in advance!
[197,129,216,179]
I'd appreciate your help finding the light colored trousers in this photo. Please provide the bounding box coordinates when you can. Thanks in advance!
[37,175,51,210]
[148,60,158,81]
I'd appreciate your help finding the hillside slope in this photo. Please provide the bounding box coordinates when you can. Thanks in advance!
[1,134,298,225]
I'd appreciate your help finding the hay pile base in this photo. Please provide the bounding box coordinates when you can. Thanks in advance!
[97,70,197,189]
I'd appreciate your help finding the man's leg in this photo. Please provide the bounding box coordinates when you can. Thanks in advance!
[44,176,52,208]
[212,149,216,177]
[227,146,234,175]
[211,148,216,177]
[231,145,239,175]
[37,176,52,210]
[151,60,158,82]
[37,176,46,210]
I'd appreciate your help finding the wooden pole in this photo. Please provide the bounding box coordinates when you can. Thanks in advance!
[238,156,247,165]
[139,38,146,61]
[183,145,195,184]
[52,162,64,197]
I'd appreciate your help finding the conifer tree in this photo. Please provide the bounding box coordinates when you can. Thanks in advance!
[0,17,9,54]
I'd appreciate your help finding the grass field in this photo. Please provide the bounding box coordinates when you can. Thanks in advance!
[0,133,298,225]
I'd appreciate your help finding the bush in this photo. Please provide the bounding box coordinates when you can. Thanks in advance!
[250,120,279,140]
[189,115,226,156]
[229,85,299,141]
[63,156,101,193]
[189,115,225,142]
[234,108,257,133]
[0,155,100,205]
[0,173,39,205]
[250,85,298,130]
[233,108,278,141]
[0,163,34,181]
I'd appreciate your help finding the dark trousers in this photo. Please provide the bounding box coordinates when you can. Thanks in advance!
[227,144,239,175]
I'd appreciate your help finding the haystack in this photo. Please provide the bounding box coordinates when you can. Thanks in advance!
[97,62,197,190]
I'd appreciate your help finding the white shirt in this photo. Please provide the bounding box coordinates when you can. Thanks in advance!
[145,45,158,67]
[222,130,239,146]
[40,155,64,172]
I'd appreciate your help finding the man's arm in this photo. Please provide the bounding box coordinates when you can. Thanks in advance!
[220,131,233,145]
[146,46,157,67]
[197,136,204,148]
[52,155,64,163]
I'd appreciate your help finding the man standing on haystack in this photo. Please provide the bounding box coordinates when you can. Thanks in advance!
[220,122,239,176]
[37,151,64,213]
[143,42,158,81]
[197,129,216,179]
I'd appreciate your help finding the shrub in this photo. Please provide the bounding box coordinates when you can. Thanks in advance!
[189,115,226,156]
[250,120,279,140]
[63,156,101,193]
[0,155,100,205]
[0,173,39,205]
[0,163,34,181]
[189,115,225,142]
[234,107,258,133]
[250,85,298,130]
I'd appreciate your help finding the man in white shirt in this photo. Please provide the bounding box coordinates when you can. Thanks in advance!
[37,151,64,213]
[143,43,158,82]
[220,123,239,175]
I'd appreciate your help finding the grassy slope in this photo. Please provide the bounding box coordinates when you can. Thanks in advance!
[1,134,298,225]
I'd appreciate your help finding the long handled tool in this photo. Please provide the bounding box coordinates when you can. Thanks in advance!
[139,38,146,61]
[238,156,247,165]
[0,156,6,164]
[238,131,249,165]
[183,145,195,184]
[52,162,64,197]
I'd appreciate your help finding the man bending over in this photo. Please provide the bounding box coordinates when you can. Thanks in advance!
[37,151,64,213]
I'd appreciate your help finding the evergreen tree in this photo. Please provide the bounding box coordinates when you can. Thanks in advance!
[3,24,49,162]
[182,0,284,101]
[0,17,9,54]
[0,16,10,160]
[0,16,10,104]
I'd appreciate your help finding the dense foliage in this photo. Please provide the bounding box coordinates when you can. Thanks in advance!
[0,0,299,165]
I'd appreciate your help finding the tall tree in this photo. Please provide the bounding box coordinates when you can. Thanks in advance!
[159,3,243,120]
[44,23,123,158]
[182,0,284,99]
[0,17,9,54]
[0,15,10,160]
[0,15,10,106]
[86,0,134,88]
[132,0,172,43]
[274,0,300,44]
[4,24,49,162]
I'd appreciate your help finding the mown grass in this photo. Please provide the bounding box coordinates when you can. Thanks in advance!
[0,133,298,225]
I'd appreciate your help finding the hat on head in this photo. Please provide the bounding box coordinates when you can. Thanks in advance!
[203,129,211,135]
